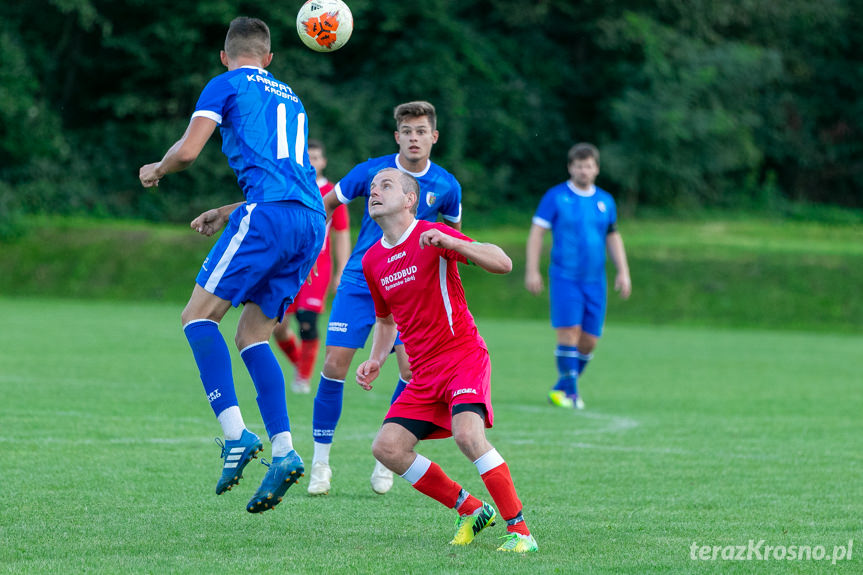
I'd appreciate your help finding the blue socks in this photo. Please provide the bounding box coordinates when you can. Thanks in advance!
[184,320,238,416]
[554,345,580,396]
[554,345,594,396]
[312,374,344,444]
[391,377,409,405]
[241,341,290,438]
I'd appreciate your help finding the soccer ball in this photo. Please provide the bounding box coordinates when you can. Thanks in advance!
[296,0,353,52]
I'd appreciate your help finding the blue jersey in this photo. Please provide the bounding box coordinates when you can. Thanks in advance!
[192,66,323,214]
[533,182,618,282]
[335,154,462,288]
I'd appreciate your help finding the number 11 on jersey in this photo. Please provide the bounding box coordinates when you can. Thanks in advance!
[276,103,306,165]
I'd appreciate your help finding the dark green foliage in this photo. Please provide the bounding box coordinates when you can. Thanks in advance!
[0,0,860,223]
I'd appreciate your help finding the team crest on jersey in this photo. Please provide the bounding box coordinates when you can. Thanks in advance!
[426,192,437,206]
[597,201,607,213]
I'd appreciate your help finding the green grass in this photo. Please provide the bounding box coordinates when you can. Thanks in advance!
[1,216,861,333]
[1,297,861,573]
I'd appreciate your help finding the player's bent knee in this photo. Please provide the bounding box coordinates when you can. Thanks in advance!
[296,309,319,340]
[322,347,355,379]
[453,429,486,457]
[371,435,398,465]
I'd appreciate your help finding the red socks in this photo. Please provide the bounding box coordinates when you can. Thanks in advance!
[297,338,319,380]
[481,463,530,535]
[456,493,482,516]
[276,336,300,365]
[411,462,461,508]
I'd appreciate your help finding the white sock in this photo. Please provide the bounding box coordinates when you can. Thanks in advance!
[313,441,332,465]
[217,406,245,440]
[473,448,505,475]
[271,431,294,458]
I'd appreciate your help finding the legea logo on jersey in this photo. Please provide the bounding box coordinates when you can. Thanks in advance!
[597,201,607,213]
[453,388,477,397]
[426,192,437,207]
[387,251,407,263]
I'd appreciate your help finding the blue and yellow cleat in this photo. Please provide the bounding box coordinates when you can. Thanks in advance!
[497,532,539,553]
[215,429,263,495]
[246,450,304,513]
[548,390,574,409]
[450,502,497,545]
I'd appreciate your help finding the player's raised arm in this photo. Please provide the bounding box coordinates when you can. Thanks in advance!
[356,314,398,390]
[419,227,512,274]
[139,116,217,187]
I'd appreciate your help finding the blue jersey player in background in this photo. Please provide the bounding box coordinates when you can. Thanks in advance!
[138,17,325,513]
[524,143,631,410]
[308,101,462,497]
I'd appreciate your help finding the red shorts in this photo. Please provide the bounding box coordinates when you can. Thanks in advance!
[286,250,332,314]
[385,344,494,439]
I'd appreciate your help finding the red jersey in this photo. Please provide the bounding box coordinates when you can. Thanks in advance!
[362,220,485,372]
[287,179,349,313]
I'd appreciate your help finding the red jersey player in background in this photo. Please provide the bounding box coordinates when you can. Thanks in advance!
[356,168,538,553]
[273,140,351,393]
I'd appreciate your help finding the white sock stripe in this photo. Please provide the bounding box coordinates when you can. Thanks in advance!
[400,454,432,485]
[183,318,219,330]
[473,448,505,475]
[320,373,346,384]
[554,349,594,361]
[239,341,270,355]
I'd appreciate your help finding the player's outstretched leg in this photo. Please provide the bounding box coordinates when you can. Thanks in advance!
[246,450,304,513]
[215,429,263,494]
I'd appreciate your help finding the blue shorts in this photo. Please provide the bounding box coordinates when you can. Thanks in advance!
[549,276,606,336]
[326,281,403,349]
[196,202,325,320]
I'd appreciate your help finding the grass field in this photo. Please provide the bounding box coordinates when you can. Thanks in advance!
[0,298,863,573]
[1,297,861,573]
[2,216,862,333]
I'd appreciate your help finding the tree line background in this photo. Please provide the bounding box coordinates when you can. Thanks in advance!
[1,0,860,229]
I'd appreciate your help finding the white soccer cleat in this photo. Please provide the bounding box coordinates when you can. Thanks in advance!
[370,460,394,494]
[291,378,311,394]
[573,395,585,410]
[307,461,332,495]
